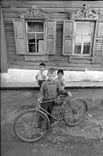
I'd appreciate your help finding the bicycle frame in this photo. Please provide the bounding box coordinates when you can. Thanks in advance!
[37,96,88,124]
[38,98,65,123]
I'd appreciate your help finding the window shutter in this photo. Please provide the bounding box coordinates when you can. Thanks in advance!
[92,21,103,63]
[97,22,103,38]
[63,20,74,59]
[96,22,103,54]
[13,19,26,55]
[46,20,56,55]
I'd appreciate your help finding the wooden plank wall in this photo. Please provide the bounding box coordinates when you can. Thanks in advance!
[1,8,8,73]
[1,1,103,71]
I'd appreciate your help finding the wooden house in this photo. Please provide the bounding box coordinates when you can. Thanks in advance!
[1,0,103,73]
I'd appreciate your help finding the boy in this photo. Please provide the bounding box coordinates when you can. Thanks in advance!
[56,69,65,89]
[37,68,72,125]
[36,63,47,89]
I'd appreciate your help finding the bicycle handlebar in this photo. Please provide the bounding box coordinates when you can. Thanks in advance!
[36,95,71,109]
[41,95,65,104]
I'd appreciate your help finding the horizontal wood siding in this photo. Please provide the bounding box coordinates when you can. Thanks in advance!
[96,41,103,53]
[1,1,103,71]
[1,1,103,8]
[56,21,63,56]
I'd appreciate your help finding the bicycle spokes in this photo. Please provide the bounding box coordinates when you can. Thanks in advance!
[14,110,49,142]
[64,99,87,126]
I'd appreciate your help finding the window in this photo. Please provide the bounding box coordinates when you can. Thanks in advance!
[13,19,56,58]
[74,21,95,56]
[26,21,44,54]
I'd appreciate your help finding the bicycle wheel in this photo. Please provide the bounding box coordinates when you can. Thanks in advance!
[64,99,87,126]
[14,109,50,142]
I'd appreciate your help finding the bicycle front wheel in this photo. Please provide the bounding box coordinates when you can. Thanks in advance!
[64,99,87,126]
[14,109,50,142]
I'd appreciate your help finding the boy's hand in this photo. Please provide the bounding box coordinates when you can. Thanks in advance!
[42,75,46,80]
[36,102,41,110]
[37,97,43,103]
[36,97,43,110]
[67,92,72,98]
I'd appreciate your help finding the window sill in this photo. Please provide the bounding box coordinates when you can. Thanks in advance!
[72,55,93,60]
[25,53,44,56]
[25,55,48,61]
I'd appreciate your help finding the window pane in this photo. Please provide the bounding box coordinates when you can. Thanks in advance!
[75,35,82,44]
[83,35,91,43]
[75,45,81,54]
[38,40,44,53]
[29,44,36,53]
[28,33,36,53]
[76,22,94,35]
[28,34,35,41]
[36,33,44,53]
[83,44,90,54]
[28,22,44,32]
[28,34,35,45]
[36,33,44,40]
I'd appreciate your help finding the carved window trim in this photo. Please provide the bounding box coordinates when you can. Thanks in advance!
[71,4,103,21]
[18,5,52,20]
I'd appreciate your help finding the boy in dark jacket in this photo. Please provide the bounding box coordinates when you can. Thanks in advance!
[37,68,72,124]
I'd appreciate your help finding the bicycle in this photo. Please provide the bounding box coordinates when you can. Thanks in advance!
[13,95,88,142]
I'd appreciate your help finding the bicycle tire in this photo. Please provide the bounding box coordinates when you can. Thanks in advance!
[64,99,87,126]
[14,109,50,142]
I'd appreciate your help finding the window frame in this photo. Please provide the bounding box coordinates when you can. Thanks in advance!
[26,20,45,55]
[73,20,96,57]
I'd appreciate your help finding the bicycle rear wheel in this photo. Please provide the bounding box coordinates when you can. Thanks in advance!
[64,99,87,126]
[14,109,50,142]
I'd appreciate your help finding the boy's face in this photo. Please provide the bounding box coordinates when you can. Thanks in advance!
[58,73,63,79]
[39,65,45,71]
[47,72,56,81]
